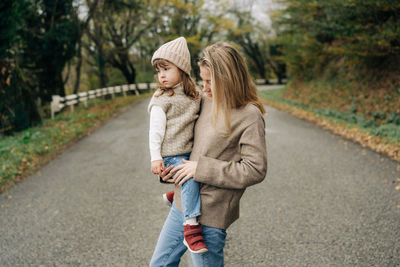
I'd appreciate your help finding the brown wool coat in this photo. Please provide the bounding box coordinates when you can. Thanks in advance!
[174,95,268,229]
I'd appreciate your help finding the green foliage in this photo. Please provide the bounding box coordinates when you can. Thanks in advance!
[371,124,400,140]
[0,0,40,134]
[314,108,376,128]
[135,71,155,83]
[0,0,27,56]
[21,0,79,100]
[107,68,127,86]
[1,0,79,134]
[387,111,400,125]
[274,0,400,79]
[370,110,386,121]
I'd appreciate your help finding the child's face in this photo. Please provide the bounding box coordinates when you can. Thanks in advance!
[156,62,181,88]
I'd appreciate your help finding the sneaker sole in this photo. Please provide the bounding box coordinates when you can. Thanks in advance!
[183,239,208,254]
[162,193,172,207]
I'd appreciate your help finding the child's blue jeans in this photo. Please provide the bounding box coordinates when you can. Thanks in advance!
[163,153,201,220]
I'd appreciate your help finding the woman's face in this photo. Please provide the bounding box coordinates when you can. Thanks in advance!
[200,66,212,98]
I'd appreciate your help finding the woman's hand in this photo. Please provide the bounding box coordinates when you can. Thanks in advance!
[159,165,175,183]
[171,159,198,186]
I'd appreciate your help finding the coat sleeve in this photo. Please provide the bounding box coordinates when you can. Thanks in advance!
[194,117,268,190]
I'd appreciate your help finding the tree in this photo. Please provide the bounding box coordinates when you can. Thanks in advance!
[228,8,284,83]
[85,13,109,88]
[88,0,165,85]
[160,0,232,80]
[273,0,400,79]
[72,0,99,94]
[0,0,41,133]
[21,0,79,100]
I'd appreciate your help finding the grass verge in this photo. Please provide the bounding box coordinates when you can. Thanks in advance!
[0,93,151,194]
[260,88,400,163]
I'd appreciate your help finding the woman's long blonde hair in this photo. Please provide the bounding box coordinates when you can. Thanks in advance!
[198,42,266,135]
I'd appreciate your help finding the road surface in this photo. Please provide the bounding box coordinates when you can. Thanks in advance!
[1,97,399,266]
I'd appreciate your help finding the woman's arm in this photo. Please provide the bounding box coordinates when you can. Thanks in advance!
[172,118,267,189]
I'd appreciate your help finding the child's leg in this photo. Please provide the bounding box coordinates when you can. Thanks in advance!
[164,153,202,222]
[170,153,206,254]
[161,156,176,206]
[181,177,201,221]
[168,153,201,222]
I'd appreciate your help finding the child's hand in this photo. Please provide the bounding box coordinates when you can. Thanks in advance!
[151,160,165,175]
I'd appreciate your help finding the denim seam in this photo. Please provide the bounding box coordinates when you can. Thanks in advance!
[160,234,183,266]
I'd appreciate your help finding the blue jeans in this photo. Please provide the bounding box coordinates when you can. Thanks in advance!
[163,153,201,220]
[150,204,227,267]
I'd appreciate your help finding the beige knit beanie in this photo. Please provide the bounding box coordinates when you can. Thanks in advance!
[151,37,191,75]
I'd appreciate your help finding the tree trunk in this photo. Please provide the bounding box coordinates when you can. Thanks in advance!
[119,63,136,84]
[98,51,107,88]
[73,39,83,94]
[112,52,136,85]
[0,60,42,133]
[56,72,66,97]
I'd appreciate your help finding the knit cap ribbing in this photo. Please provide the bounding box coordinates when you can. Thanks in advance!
[151,37,191,75]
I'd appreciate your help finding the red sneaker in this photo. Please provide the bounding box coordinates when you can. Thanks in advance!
[162,191,174,207]
[183,224,208,254]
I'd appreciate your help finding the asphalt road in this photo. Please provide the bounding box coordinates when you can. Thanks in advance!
[1,97,399,266]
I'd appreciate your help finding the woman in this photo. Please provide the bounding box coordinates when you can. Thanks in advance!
[150,42,268,266]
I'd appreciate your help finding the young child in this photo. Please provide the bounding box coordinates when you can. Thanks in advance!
[148,37,207,254]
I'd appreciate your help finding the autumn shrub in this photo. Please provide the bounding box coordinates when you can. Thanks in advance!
[274,0,400,78]
[281,58,400,125]
[260,88,400,143]
[371,124,400,141]
[273,0,400,124]
[386,111,400,125]
[313,108,376,129]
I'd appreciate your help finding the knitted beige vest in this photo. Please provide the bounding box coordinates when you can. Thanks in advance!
[148,84,201,157]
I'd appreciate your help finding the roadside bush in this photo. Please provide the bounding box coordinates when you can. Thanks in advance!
[314,108,376,128]
[387,111,400,125]
[371,124,400,140]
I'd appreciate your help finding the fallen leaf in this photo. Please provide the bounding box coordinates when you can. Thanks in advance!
[396,185,400,191]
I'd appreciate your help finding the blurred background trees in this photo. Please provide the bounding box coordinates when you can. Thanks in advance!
[1,0,78,133]
[273,0,400,125]
[1,0,399,134]
[274,0,400,79]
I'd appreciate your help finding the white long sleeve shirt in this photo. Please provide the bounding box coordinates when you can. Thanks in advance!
[149,105,166,161]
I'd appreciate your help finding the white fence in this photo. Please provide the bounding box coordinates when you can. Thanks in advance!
[51,83,157,119]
